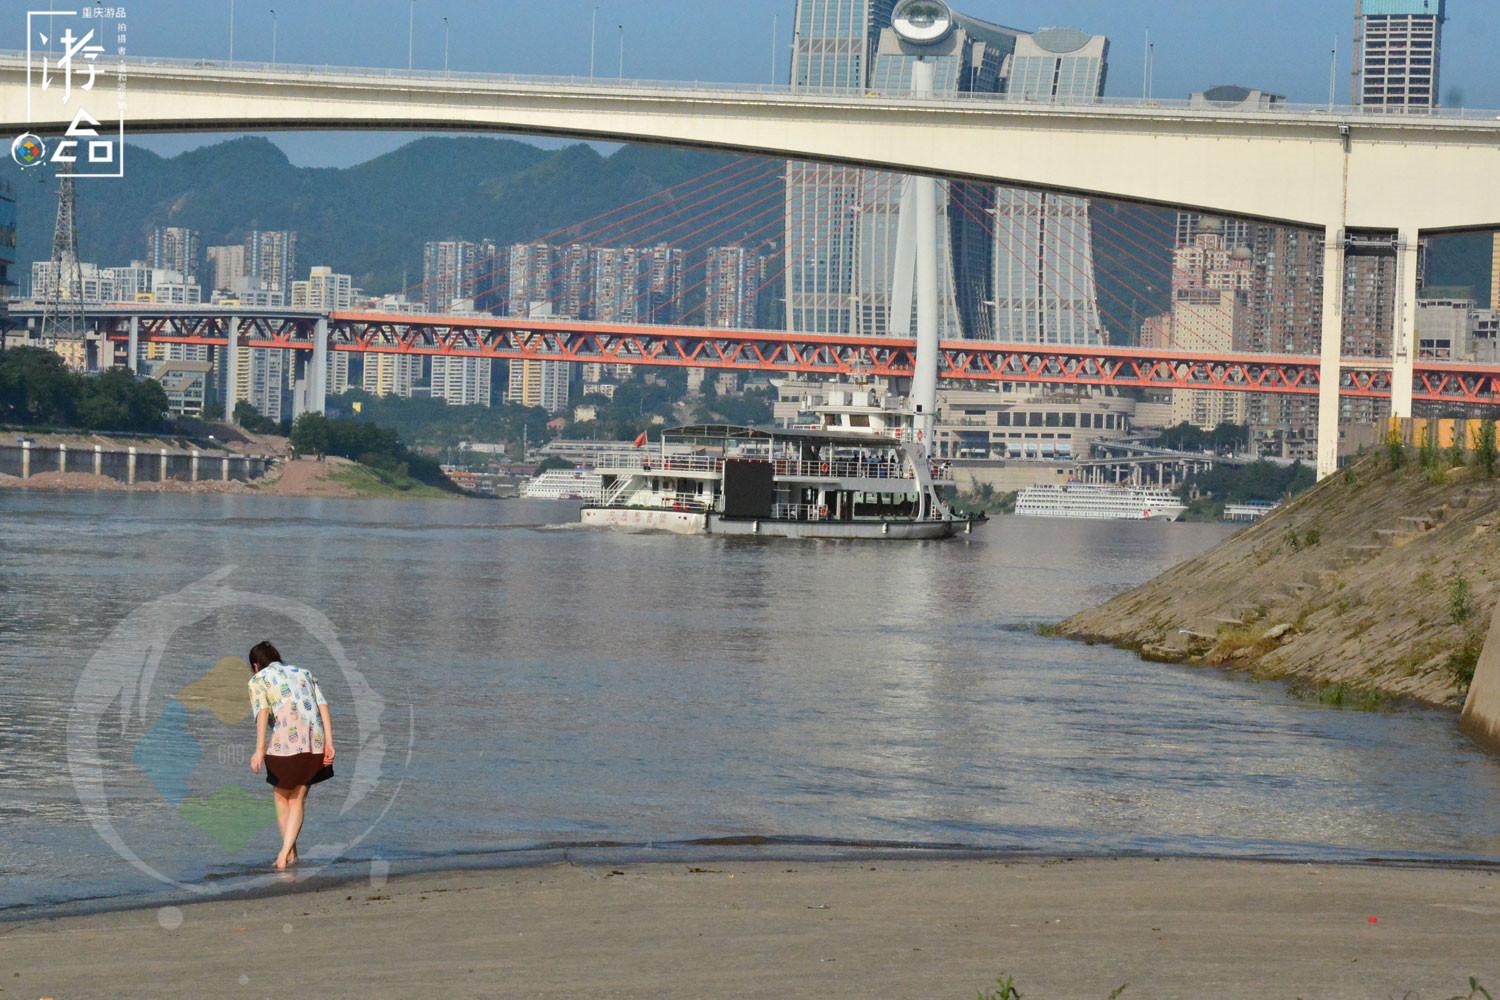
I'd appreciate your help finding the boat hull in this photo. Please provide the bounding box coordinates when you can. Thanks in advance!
[580,507,977,539]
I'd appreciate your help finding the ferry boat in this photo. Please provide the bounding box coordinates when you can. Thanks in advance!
[1014,482,1187,521]
[521,469,602,502]
[580,384,983,539]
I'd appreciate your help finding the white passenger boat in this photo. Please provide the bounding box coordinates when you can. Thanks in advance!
[580,384,983,539]
[1014,482,1187,521]
[521,469,602,501]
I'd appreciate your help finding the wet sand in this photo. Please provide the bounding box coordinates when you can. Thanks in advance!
[3,857,1498,998]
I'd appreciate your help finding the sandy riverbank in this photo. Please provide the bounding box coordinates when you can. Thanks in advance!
[3,858,1497,998]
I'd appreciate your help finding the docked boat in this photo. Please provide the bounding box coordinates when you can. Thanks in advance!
[1014,482,1187,521]
[521,469,602,502]
[580,384,983,539]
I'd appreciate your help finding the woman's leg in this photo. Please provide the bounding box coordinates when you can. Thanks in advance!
[275,784,308,869]
[272,785,288,842]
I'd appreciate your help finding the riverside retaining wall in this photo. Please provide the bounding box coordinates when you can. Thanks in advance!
[0,441,270,485]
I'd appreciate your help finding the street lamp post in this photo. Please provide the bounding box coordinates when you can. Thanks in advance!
[407,0,415,70]
[229,0,235,60]
[617,23,623,80]
[269,8,277,66]
[443,16,450,74]
[589,4,598,79]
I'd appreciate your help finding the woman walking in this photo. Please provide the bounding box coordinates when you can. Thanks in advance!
[247,640,335,870]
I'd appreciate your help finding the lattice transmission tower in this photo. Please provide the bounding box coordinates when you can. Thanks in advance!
[39,174,87,342]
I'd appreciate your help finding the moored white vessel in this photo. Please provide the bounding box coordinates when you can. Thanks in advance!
[580,383,983,539]
[1014,482,1187,521]
[521,469,602,502]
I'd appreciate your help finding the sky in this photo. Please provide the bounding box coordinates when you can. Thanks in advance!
[4,0,1496,167]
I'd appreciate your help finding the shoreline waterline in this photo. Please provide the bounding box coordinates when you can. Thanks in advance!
[8,833,1500,925]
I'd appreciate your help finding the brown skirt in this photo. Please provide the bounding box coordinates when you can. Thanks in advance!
[264,752,334,789]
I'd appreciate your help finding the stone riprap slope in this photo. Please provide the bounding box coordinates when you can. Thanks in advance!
[1058,455,1500,707]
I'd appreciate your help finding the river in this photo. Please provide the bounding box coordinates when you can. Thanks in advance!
[3,490,1498,916]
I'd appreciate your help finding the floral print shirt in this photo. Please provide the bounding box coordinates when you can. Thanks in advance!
[249,661,328,757]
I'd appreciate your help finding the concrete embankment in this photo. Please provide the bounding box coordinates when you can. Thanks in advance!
[1056,452,1500,712]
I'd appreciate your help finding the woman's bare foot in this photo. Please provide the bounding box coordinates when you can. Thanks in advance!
[274,851,291,871]
[287,847,299,865]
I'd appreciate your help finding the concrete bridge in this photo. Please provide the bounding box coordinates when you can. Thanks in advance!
[6,53,1500,475]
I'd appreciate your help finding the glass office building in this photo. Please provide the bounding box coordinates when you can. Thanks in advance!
[993,28,1109,345]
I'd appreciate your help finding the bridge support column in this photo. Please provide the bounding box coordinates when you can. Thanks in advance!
[224,316,241,425]
[20,440,30,479]
[1389,227,1422,421]
[159,448,168,482]
[311,317,329,415]
[191,449,200,482]
[93,444,102,476]
[58,443,66,473]
[1316,227,1346,480]
[126,315,139,373]
[126,447,137,485]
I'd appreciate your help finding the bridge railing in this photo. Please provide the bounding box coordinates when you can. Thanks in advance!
[5,51,1498,123]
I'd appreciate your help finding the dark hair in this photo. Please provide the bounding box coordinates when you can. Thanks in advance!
[248,641,282,672]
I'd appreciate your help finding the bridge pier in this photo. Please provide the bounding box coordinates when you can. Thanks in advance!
[312,317,329,415]
[1316,227,1346,480]
[126,315,139,373]
[224,316,241,426]
[1390,227,1422,421]
[20,440,30,479]
[58,444,67,474]
[126,447,137,486]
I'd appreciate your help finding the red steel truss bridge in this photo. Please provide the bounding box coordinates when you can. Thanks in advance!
[27,306,1500,406]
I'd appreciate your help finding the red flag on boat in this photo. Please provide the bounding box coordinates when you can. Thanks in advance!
[633,431,648,448]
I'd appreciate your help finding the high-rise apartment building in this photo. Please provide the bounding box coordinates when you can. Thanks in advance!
[592,246,648,323]
[506,302,570,413]
[993,28,1109,344]
[290,265,353,310]
[507,243,555,316]
[430,355,492,407]
[644,245,685,324]
[423,239,498,312]
[1159,229,1253,429]
[1355,0,1445,111]
[706,246,768,329]
[245,230,299,295]
[361,353,419,399]
[150,226,200,285]
[205,244,245,293]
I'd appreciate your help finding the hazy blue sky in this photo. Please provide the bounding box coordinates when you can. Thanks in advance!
[6,0,1494,167]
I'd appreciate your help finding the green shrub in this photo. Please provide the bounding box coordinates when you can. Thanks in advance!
[1387,423,1405,469]
[1420,422,1440,470]
[1450,576,1474,625]
[1476,420,1498,478]
[1447,634,1484,693]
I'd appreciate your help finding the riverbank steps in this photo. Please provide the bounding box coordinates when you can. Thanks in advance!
[1057,451,1500,714]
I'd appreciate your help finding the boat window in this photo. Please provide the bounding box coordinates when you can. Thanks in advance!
[1062,413,1076,427]
[1028,412,1043,427]
[996,412,1011,426]
[849,414,870,427]
[1045,412,1060,427]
